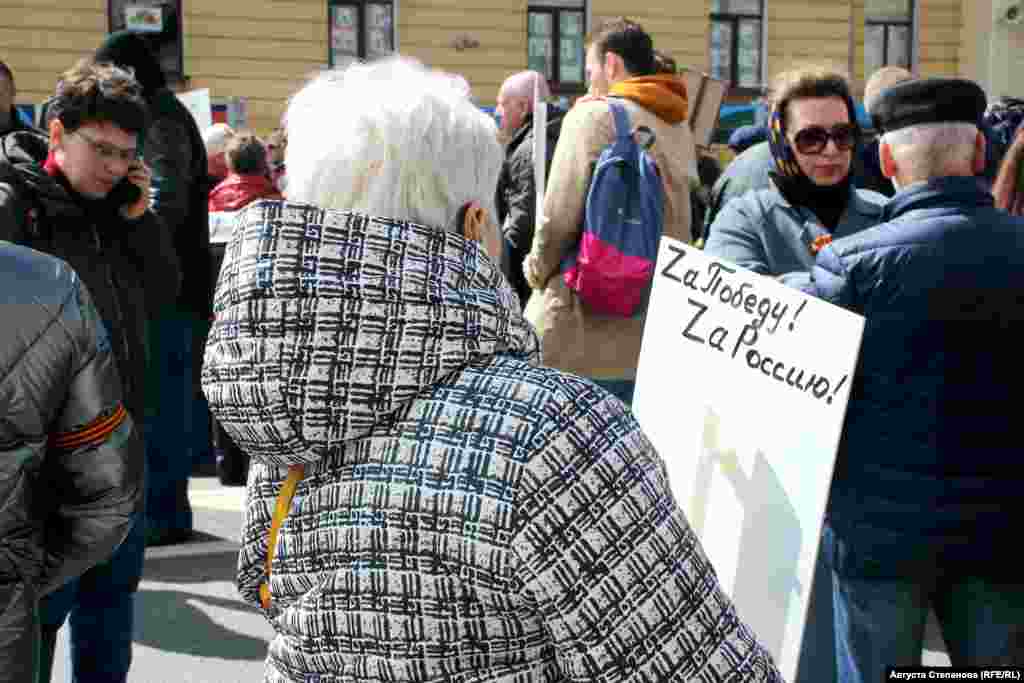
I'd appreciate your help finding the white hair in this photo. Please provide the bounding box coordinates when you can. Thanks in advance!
[283,56,503,235]
[881,122,979,182]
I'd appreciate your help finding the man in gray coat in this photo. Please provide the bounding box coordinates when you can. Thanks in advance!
[494,70,565,307]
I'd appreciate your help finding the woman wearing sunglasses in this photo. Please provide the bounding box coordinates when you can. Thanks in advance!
[703,66,888,683]
[705,67,886,286]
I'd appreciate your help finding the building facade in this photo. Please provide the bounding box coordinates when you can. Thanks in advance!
[0,0,1006,135]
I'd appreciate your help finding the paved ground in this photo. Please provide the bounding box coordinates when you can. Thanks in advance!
[49,476,950,682]
[51,478,272,683]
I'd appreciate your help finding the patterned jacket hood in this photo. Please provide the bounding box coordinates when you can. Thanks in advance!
[202,199,541,465]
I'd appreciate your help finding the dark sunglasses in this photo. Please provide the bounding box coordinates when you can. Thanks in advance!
[792,124,858,155]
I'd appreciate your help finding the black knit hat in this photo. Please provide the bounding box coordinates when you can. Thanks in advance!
[95,31,166,97]
[869,78,987,134]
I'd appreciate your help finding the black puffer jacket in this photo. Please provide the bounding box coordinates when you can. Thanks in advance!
[0,243,143,683]
[145,88,212,320]
[0,129,180,421]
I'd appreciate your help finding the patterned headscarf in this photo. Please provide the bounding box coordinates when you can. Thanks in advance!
[765,94,860,231]
[767,93,860,181]
[767,103,802,178]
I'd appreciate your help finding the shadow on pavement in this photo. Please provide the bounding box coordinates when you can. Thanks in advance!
[141,548,239,583]
[135,550,269,661]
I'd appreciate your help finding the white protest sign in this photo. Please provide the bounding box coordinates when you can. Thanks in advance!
[633,238,864,682]
[176,88,213,133]
[532,74,547,236]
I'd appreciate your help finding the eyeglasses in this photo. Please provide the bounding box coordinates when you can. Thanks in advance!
[792,124,858,155]
[71,130,140,164]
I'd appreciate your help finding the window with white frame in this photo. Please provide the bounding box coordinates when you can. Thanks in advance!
[865,0,913,75]
[710,0,763,90]
[528,0,586,93]
[329,1,394,68]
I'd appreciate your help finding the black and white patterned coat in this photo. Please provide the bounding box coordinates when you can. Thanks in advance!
[202,200,782,683]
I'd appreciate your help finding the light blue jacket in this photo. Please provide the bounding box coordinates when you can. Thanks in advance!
[704,182,886,284]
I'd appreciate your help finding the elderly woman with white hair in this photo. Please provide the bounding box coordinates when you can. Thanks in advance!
[202,56,781,683]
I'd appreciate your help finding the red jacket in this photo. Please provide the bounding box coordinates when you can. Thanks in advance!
[208,173,281,244]
[208,173,281,212]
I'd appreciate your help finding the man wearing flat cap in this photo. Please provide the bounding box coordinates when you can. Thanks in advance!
[799,78,1024,680]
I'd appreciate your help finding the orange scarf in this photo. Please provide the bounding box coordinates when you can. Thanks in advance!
[609,75,689,125]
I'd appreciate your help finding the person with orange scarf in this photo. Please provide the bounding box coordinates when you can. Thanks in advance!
[522,17,695,407]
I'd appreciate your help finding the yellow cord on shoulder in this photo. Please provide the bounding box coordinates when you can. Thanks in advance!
[259,464,306,610]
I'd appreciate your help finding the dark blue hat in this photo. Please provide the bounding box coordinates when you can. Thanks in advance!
[869,78,987,134]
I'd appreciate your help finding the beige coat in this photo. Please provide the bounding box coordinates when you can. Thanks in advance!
[524,95,695,381]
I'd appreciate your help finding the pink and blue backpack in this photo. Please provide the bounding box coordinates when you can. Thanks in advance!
[561,98,665,317]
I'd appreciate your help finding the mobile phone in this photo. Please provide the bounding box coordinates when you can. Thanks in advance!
[109,133,146,208]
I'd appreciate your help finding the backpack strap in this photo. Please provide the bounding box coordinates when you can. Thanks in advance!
[606,97,634,141]
[258,463,306,611]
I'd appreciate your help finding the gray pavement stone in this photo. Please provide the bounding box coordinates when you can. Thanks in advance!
[49,476,950,681]
[51,479,272,683]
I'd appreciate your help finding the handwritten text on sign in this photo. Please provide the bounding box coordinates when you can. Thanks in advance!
[659,244,848,406]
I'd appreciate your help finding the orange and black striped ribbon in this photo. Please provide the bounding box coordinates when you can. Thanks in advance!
[49,404,129,452]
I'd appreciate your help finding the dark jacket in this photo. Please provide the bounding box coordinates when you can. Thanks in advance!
[982,98,1024,182]
[0,243,143,683]
[702,141,775,241]
[495,103,566,307]
[36,95,57,130]
[856,137,895,197]
[0,106,38,136]
[146,88,212,318]
[807,176,1024,576]
[96,30,212,318]
[0,129,180,422]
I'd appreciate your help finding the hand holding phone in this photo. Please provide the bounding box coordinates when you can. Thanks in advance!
[117,160,151,220]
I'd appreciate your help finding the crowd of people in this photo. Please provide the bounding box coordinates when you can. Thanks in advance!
[1,13,1023,683]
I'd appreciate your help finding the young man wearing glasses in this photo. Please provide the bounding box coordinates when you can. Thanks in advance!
[0,58,179,683]
[705,67,886,288]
